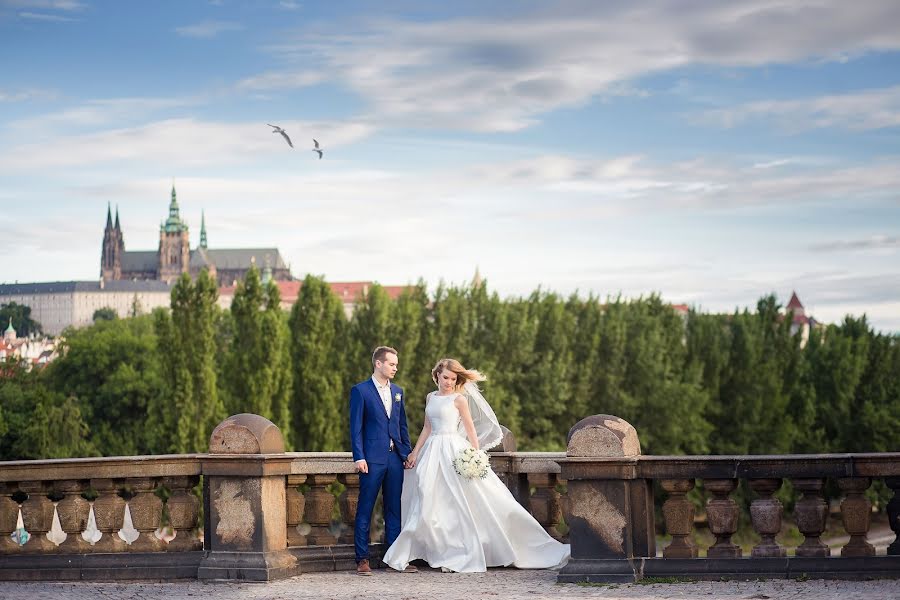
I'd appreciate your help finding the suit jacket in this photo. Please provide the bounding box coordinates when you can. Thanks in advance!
[349,379,412,464]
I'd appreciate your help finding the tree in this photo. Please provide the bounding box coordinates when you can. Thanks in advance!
[288,275,348,451]
[0,301,42,337]
[92,307,118,322]
[225,266,292,445]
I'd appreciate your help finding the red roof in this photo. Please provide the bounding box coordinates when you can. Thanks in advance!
[787,291,804,311]
[218,280,411,304]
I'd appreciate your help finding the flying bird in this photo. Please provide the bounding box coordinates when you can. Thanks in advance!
[267,124,293,148]
[312,138,323,159]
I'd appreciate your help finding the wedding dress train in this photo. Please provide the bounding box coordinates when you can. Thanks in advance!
[382,392,570,573]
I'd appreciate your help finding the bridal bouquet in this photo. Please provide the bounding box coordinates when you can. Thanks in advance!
[453,447,491,480]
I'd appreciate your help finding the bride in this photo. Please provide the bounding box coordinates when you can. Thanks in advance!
[383,358,570,573]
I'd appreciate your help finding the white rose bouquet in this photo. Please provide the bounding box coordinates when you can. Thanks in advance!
[452,447,491,480]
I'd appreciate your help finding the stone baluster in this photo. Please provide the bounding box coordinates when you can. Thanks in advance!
[19,481,56,553]
[162,476,201,552]
[127,477,164,552]
[558,477,570,543]
[285,474,307,547]
[304,474,337,546]
[54,479,91,553]
[838,477,875,557]
[528,473,563,541]
[704,479,741,557]
[886,477,900,556]
[0,483,21,554]
[749,478,786,558]
[90,478,127,552]
[661,479,697,558]
[792,478,829,557]
[337,473,360,545]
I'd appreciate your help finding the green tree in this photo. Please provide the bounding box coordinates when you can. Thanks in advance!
[225,266,292,445]
[0,302,42,337]
[288,274,347,451]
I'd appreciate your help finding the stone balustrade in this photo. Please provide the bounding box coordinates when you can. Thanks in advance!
[557,415,900,583]
[1,412,897,584]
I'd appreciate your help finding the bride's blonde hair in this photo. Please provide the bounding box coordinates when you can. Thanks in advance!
[431,358,486,390]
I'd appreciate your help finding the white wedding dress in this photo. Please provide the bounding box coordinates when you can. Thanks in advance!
[382,392,570,572]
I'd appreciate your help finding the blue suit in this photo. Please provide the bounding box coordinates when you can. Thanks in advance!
[349,378,412,562]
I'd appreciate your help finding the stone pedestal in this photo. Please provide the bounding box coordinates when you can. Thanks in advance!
[198,414,298,581]
[558,415,654,583]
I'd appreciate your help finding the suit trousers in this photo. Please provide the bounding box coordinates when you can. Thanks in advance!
[354,448,405,562]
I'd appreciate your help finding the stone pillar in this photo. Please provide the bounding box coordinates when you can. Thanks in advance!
[557,415,654,583]
[127,477,164,552]
[19,481,56,553]
[529,473,563,541]
[337,473,360,545]
[749,478,786,558]
[163,476,202,552]
[90,478,127,553]
[838,477,875,557]
[198,414,298,581]
[54,479,91,553]
[704,478,740,558]
[661,479,697,558]
[285,475,307,547]
[0,483,21,554]
[886,477,900,556]
[792,478,829,557]
[304,474,337,546]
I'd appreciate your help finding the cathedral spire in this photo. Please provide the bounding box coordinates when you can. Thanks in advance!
[163,184,187,233]
[114,205,121,231]
[200,210,208,249]
[105,202,113,229]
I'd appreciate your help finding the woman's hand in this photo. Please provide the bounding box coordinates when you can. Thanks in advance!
[404,452,418,469]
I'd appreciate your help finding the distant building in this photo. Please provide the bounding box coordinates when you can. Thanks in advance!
[0,280,173,336]
[217,280,412,317]
[101,186,293,285]
[0,318,60,368]
[783,291,821,347]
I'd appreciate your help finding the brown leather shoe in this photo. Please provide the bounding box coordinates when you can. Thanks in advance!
[357,559,373,576]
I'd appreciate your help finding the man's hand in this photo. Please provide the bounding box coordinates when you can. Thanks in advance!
[404,454,416,469]
[355,459,369,474]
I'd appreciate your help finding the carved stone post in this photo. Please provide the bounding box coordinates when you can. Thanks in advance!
[749,478,785,558]
[163,476,202,552]
[0,483,20,554]
[54,479,91,553]
[285,474,307,547]
[661,479,697,558]
[557,415,655,583]
[838,477,875,557]
[529,473,563,541]
[90,478,127,553]
[704,478,740,557]
[305,474,337,546]
[338,473,360,545]
[19,481,55,553]
[792,478,829,557]
[126,477,164,552]
[198,414,298,581]
[886,477,900,556]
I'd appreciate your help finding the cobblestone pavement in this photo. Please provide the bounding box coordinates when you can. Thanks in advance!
[1,569,897,600]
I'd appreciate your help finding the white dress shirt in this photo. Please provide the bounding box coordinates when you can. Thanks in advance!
[372,375,392,418]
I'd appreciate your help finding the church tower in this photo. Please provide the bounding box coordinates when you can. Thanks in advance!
[157,185,191,283]
[101,203,123,280]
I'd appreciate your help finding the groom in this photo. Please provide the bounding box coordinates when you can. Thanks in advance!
[349,346,416,575]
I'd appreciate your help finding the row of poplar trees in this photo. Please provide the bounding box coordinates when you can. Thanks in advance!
[1,266,897,461]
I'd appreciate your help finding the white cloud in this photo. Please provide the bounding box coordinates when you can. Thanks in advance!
[811,235,900,252]
[236,70,323,91]
[698,85,900,131]
[174,20,243,38]
[17,10,76,21]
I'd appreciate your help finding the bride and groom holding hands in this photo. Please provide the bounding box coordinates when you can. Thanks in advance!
[349,346,570,575]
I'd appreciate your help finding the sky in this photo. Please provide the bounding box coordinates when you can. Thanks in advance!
[1,1,899,331]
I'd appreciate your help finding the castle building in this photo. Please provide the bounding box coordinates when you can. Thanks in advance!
[101,186,293,285]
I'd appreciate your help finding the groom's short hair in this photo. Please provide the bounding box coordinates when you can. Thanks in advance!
[372,346,398,367]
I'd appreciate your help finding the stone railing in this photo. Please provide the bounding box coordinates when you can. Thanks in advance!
[557,415,900,582]
[2,413,897,583]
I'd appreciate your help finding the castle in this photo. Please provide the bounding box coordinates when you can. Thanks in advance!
[101,186,293,286]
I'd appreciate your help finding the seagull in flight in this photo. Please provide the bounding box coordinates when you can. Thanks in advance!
[267,124,293,148]
[312,138,323,159]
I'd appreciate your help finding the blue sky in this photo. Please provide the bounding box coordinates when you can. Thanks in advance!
[1,1,899,331]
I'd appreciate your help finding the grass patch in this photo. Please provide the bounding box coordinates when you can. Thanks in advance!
[635,576,694,585]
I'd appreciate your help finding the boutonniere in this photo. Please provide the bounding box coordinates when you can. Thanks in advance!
[394,393,402,403]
